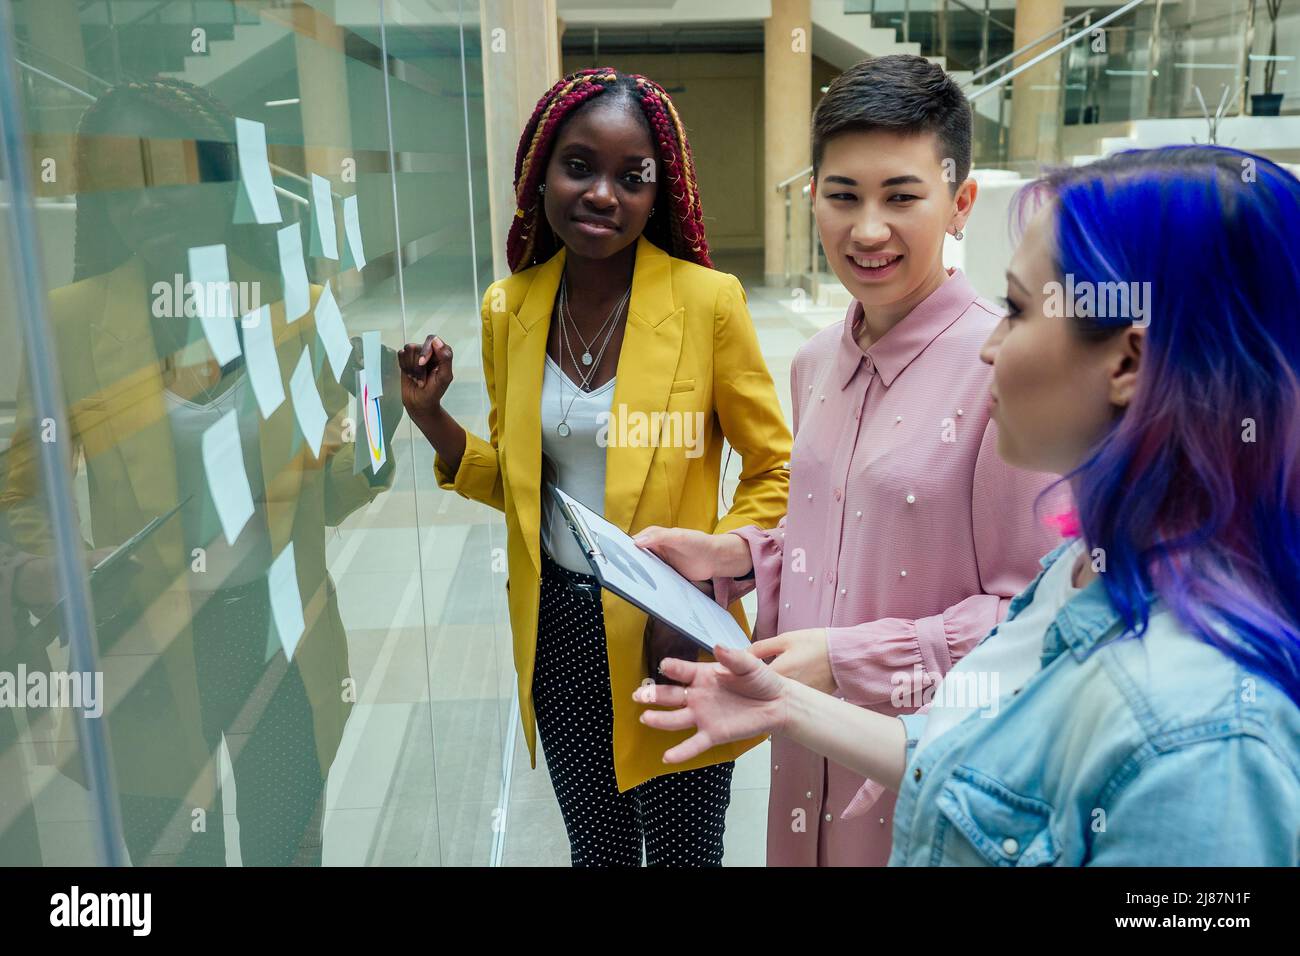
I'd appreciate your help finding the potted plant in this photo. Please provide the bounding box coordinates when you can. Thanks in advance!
[1252,0,1286,115]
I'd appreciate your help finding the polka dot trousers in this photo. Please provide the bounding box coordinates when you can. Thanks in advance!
[533,551,734,867]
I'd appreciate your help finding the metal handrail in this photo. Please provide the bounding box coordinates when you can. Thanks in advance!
[775,166,811,191]
[14,58,97,101]
[85,0,182,54]
[962,8,1097,87]
[11,59,312,208]
[966,0,1147,102]
[946,0,1014,35]
[775,0,1150,190]
[13,38,113,91]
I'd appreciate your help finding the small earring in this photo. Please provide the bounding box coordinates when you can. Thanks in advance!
[648,207,655,217]
[538,183,546,195]
[953,228,964,241]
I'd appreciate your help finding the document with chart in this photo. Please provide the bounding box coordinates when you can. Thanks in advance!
[551,486,752,653]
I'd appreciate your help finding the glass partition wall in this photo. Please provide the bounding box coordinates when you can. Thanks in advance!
[0,0,506,866]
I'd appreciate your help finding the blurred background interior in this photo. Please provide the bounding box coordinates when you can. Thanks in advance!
[1,0,1296,866]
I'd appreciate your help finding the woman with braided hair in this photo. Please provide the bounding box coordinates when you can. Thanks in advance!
[399,69,791,865]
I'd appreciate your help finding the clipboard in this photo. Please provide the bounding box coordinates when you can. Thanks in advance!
[550,486,751,653]
[30,497,189,647]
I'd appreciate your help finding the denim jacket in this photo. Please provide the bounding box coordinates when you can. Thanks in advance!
[888,541,1300,866]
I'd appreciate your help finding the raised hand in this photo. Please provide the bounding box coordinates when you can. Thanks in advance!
[397,334,454,424]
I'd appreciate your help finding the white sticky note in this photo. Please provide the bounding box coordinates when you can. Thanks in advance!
[342,194,366,271]
[201,409,255,546]
[314,281,352,382]
[241,305,285,419]
[276,223,310,323]
[289,346,327,457]
[311,174,338,260]
[187,244,242,366]
[362,329,383,397]
[268,541,306,660]
[234,117,282,225]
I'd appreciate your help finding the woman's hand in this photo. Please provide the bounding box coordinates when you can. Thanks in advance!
[634,643,788,764]
[634,526,752,581]
[750,628,836,694]
[398,334,454,425]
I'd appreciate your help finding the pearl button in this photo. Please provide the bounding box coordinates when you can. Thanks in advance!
[879,818,886,825]
[824,813,833,822]
[774,764,780,771]
[839,588,846,595]
[784,602,790,609]
[856,510,862,518]
[807,576,814,583]
[805,791,813,799]
[807,493,813,500]
[957,408,964,416]
[900,569,907,577]
[906,494,916,505]
[1002,837,1019,856]
[895,415,903,423]
[819,395,825,402]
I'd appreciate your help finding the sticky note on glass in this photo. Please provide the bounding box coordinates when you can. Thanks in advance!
[310,173,338,260]
[289,346,327,457]
[268,541,306,660]
[342,194,366,271]
[242,305,285,419]
[314,281,352,382]
[358,370,387,474]
[233,117,282,225]
[201,409,255,545]
[276,223,310,323]
[362,329,383,397]
[188,244,241,366]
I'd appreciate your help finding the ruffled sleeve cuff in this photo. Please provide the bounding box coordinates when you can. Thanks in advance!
[710,523,785,639]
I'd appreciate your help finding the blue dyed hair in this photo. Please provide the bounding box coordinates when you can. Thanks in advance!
[1016,146,1300,706]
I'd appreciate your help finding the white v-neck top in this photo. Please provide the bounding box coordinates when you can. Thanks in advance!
[539,355,617,574]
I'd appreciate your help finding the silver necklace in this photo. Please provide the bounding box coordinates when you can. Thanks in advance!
[555,284,629,437]
[555,317,619,437]
[560,287,626,391]
[561,276,628,367]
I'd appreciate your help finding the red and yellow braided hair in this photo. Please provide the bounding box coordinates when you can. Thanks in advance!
[506,68,712,273]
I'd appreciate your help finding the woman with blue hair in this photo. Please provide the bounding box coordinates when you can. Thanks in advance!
[634,145,1300,864]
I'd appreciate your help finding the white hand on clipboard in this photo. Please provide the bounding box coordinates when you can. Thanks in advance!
[551,487,751,653]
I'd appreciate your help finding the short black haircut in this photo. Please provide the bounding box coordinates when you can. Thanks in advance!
[812,55,972,190]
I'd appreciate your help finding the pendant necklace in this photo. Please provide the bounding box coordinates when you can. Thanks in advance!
[555,278,630,437]
[561,275,627,367]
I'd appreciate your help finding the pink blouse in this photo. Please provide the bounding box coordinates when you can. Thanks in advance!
[714,269,1066,866]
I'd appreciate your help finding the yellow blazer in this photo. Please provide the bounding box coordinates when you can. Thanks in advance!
[1,255,394,802]
[436,236,792,791]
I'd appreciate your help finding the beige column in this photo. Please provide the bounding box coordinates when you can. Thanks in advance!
[480,0,561,280]
[1008,0,1066,166]
[763,0,811,287]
